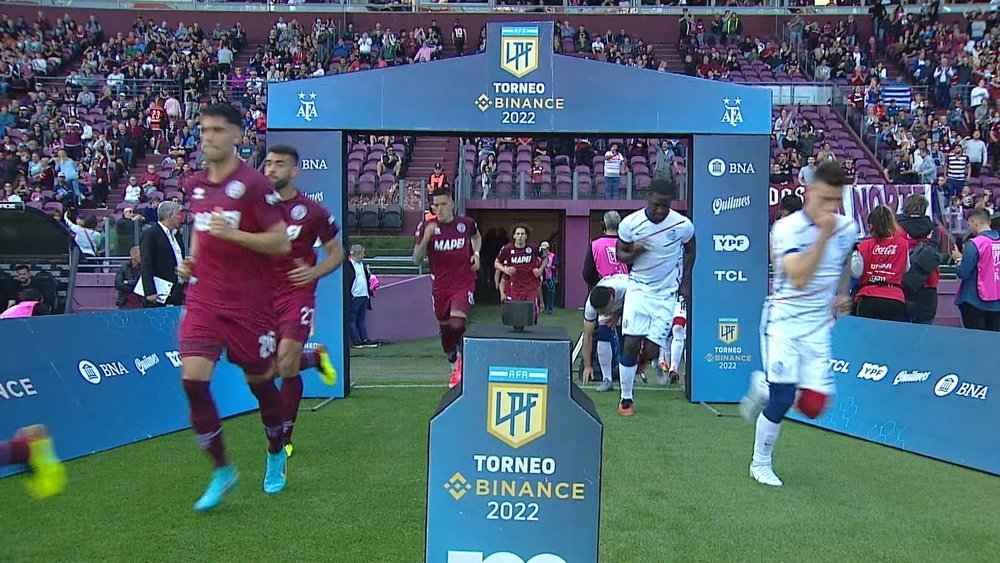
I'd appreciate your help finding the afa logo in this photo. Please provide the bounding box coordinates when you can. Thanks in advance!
[718,318,740,344]
[486,366,548,448]
[500,26,539,78]
[296,91,319,122]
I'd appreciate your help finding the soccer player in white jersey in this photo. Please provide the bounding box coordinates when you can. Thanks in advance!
[740,161,858,487]
[581,273,629,392]
[615,179,696,416]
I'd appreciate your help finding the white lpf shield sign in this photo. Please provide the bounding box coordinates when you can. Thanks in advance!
[500,26,539,78]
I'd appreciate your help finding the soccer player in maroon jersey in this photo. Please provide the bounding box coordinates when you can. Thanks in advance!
[263,144,344,459]
[412,188,482,388]
[175,103,292,511]
[494,223,544,318]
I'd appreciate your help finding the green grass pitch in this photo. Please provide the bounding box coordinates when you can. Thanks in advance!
[2,306,998,561]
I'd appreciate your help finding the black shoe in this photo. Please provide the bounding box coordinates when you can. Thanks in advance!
[361,340,378,348]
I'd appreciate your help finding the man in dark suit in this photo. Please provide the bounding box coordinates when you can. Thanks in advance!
[139,200,185,307]
[345,244,377,348]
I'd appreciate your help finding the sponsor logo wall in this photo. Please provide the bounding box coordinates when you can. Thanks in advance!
[789,316,1000,475]
[690,135,771,402]
[0,308,259,478]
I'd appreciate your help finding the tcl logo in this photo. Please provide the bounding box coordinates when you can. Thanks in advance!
[448,552,566,563]
[829,359,850,373]
[713,234,750,252]
[714,270,747,282]
[856,362,888,381]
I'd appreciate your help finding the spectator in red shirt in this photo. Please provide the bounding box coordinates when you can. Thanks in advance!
[139,163,161,196]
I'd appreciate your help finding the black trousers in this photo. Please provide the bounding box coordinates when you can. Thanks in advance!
[856,296,908,322]
[959,303,1000,332]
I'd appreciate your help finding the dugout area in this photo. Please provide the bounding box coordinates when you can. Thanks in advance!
[266,20,772,404]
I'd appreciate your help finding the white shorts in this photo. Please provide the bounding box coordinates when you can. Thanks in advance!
[621,288,674,348]
[761,328,835,394]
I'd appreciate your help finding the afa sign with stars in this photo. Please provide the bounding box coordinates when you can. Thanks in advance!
[266,21,771,135]
[426,324,603,563]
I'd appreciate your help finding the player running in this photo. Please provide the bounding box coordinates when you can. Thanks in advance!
[412,188,482,388]
[739,161,856,487]
[615,178,695,416]
[581,273,628,392]
[0,425,67,499]
[659,294,686,385]
[495,223,544,317]
[264,144,344,459]
[176,103,292,511]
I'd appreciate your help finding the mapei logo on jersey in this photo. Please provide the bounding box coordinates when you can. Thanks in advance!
[714,270,747,282]
[934,374,989,400]
[0,377,38,400]
[193,210,242,232]
[717,318,739,344]
[487,366,548,448]
[133,353,160,376]
[299,158,328,170]
[712,195,752,216]
[707,157,756,177]
[721,96,744,128]
[448,551,566,563]
[713,234,750,252]
[78,359,130,385]
[856,362,888,381]
[434,238,466,252]
[500,25,539,78]
[296,91,319,122]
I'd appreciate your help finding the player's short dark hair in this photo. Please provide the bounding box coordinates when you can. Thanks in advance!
[589,286,612,310]
[512,223,531,237]
[432,187,453,200]
[14,263,29,272]
[813,160,847,188]
[968,208,991,225]
[780,194,803,214]
[267,144,299,164]
[199,103,244,129]
[649,177,678,198]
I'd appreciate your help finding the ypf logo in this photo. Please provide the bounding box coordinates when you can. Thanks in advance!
[857,362,888,381]
[713,234,750,252]
[500,25,539,78]
[448,551,567,563]
[78,360,102,385]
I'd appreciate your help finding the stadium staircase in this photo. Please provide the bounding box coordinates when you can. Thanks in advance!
[352,235,426,275]
[405,137,459,188]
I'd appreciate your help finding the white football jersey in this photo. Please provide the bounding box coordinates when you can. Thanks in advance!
[763,210,858,341]
[584,273,629,322]
[618,209,694,297]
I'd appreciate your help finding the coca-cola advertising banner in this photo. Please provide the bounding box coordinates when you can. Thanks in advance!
[770,184,932,237]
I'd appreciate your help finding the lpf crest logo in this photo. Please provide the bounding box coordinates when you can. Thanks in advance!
[486,366,548,448]
[500,26,539,78]
[296,91,318,122]
[718,318,740,345]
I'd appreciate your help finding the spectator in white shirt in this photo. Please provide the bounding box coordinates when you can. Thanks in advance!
[963,130,988,177]
[970,78,990,108]
[592,37,605,53]
[64,212,103,258]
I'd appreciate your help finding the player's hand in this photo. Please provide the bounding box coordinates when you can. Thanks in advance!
[582,366,593,384]
[470,253,480,272]
[815,211,837,237]
[950,246,962,262]
[288,259,317,287]
[208,207,236,241]
[678,282,691,305]
[176,259,194,282]
[834,294,852,315]
[421,221,437,245]
[631,241,648,256]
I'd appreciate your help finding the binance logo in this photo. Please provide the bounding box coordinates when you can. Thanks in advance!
[475,94,491,112]
[443,472,472,500]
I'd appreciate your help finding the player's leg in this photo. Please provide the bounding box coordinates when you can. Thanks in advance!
[794,340,834,420]
[748,333,800,487]
[594,322,615,392]
[433,286,461,384]
[443,287,474,388]
[647,297,671,386]
[1,425,67,499]
[277,337,305,458]
[669,321,686,383]
[617,334,642,415]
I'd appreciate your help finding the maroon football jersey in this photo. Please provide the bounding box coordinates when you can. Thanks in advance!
[499,242,542,293]
[415,215,478,288]
[273,191,339,294]
[187,161,285,311]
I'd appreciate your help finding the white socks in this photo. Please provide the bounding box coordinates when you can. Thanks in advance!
[670,325,686,372]
[596,341,613,382]
[619,362,636,401]
[753,413,782,466]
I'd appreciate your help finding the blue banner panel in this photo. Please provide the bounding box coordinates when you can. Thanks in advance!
[789,316,1000,475]
[426,324,602,563]
[267,21,770,136]
[0,308,258,477]
[265,131,347,399]
[689,135,771,403]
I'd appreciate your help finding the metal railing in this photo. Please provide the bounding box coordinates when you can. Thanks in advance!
[35,76,185,102]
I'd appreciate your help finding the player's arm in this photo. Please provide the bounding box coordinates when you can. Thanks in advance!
[615,238,645,265]
[177,231,198,282]
[580,318,597,382]
[779,215,836,290]
[288,237,345,287]
[412,221,436,265]
[470,228,482,271]
[214,217,291,255]
[679,235,696,302]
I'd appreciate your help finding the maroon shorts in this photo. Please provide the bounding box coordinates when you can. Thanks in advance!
[274,291,315,344]
[432,282,475,322]
[178,306,277,375]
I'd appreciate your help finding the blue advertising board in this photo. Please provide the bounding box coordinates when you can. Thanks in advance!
[426,324,602,563]
[789,316,1000,475]
[689,135,771,402]
[0,308,258,477]
[267,21,770,136]
[265,130,348,399]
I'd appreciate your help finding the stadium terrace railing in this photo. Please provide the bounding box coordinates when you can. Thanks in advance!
[3,0,994,14]
[34,76,185,104]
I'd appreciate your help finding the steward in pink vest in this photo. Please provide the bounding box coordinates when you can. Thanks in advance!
[953,208,1000,331]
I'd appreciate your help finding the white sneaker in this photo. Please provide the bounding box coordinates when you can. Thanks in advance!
[749,463,784,487]
[739,370,770,422]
